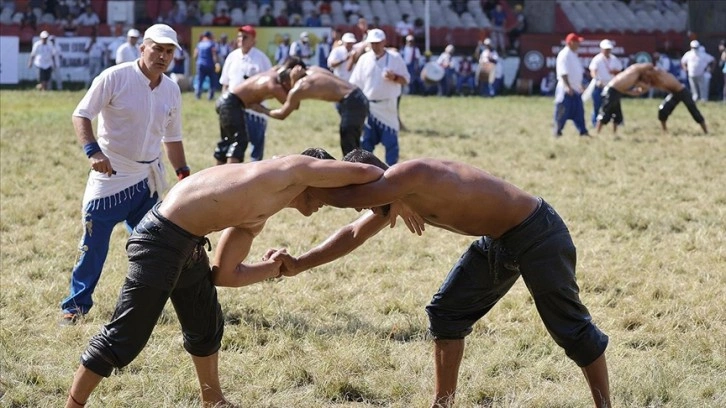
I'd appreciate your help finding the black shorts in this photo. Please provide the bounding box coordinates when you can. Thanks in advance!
[215,92,249,161]
[425,198,608,367]
[81,204,224,377]
[38,67,52,82]
[337,87,369,155]
[597,86,623,125]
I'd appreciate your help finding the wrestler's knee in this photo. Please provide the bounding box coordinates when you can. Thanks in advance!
[80,330,143,377]
[557,325,609,367]
[426,305,474,340]
[183,302,224,357]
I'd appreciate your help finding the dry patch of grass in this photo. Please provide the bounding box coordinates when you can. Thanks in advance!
[1,90,724,407]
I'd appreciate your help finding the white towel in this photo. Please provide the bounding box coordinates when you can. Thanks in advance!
[368,98,399,131]
[82,150,167,208]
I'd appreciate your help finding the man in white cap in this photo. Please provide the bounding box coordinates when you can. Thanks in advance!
[115,28,140,64]
[681,40,713,102]
[290,31,314,64]
[348,28,410,165]
[62,25,219,407]
[328,32,357,81]
[401,34,422,94]
[27,30,56,91]
[587,39,622,127]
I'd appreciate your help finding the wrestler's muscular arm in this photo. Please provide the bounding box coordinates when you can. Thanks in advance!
[213,223,283,287]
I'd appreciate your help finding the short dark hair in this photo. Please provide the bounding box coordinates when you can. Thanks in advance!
[342,149,388,170]
[277,57,307,83]
[300,147,335,160]
[342,149,390,216]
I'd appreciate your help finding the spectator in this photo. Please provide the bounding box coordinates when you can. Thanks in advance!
[348,29,409,165]
[106,23,126,67]
[477,39,500,96]
[456,56,476,95]
[588,39,622,127]
[289,14,303,27]
[115,28,141,65]
[61,14,78,36]
[183,6,201,25]
[699,45,715,102]
[165,2,186,24]
[540,71,556,96]
[274,34,291,65]
[171,41,190,75]
[286,0,303,16]
[74,4,100,26]
[328,32,357,81]
[401,35,422,95]
[395,14,414,47]
[198,0,216,16]
[719,40,726,102]
[275,8,289,26]
[216,33,232,67]
[649,50,672,98]
[212,8,231,26]
[305,10,322,27]
[290,31,314,63]
[319,0,332,16]
[681,40,713,102]
[489,2,507,54]
[17,4,37,30]
[342,0,360,18]
[317,31,334,70]
[508,3,527,53]
[412,18,425,42]
[85,31,106,87]
[28,30,56,91]
[259,6,276,26]
[49,35,64,90]
[554,33,589,137]
[437,44,455,97]
[194,31,219,100]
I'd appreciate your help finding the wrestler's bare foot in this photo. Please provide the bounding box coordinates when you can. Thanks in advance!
[700,121,708,134]
[660,120,668,134]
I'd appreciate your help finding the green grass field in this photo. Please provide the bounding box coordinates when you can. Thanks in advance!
[1,90,724,407]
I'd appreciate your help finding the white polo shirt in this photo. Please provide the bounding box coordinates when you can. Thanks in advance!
[589,52,622,86]
[219,47,272,89]
[30,40,56,69]
[555,45,584,102]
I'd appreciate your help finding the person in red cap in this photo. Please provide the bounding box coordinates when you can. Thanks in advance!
[553,33,590,137]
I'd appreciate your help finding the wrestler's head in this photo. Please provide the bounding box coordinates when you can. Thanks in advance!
[342,149,391,216]
[289,148,336,216]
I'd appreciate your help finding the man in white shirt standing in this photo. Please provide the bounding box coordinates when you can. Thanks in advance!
[84,31,106,87]
[217,25,272,163]
[588,39,622,127]
[348,29,409,165]
[115,28,140,65]
[60,24,191,327]
[400,35,422,95]
[328,32,357,81]
[554,33,589,138]
[63,26,234,408]
[28,30,56,91]
[681,40,713,102]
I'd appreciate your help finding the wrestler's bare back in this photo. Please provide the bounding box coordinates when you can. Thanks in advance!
[647,68,684,93]
[159,160,308,236]
[609,63,652,93]
[324,159,540,238]
[292,68,355,102]
[230,69,287,106]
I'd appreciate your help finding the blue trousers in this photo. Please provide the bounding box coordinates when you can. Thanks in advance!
[361,115,399,165]
[591,86,604,127]
[246,111,267,161]
[61,180,158,315]
[195,65,217,100]
[554,92,588,135]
